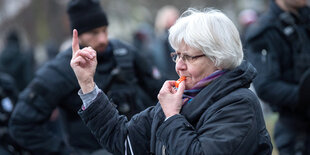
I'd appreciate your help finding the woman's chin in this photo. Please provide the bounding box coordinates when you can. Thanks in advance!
[185,84,193,90]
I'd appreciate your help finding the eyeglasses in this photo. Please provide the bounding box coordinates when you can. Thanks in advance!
[170,52,205,63]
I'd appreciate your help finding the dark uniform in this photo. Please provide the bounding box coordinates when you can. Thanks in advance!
[245,1,310,154]
[9,40,164,154]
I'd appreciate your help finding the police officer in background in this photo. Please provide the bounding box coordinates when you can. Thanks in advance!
[9,0,164,154]
[0,30,34,91]
[245,0,310,154]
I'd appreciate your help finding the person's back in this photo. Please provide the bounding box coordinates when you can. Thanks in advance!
[245,0,310,154]
[8,0,164,154]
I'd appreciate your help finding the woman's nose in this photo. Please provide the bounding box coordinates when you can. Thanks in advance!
[175,58,187,70]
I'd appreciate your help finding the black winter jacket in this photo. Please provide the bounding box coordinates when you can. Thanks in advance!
[79,61,273,155]
[245,1,310,125]
[9,40,164,154]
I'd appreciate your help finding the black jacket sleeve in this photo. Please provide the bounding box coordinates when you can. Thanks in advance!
[78,91,154,155]
[9,88,70,154]
[8,54,75,154]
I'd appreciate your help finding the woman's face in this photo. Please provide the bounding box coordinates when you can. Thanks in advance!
[175,43,218,89]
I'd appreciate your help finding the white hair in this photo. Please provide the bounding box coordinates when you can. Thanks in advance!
[168,8,243,69]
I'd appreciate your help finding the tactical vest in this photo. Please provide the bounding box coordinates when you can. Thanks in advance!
[99,40,153,119]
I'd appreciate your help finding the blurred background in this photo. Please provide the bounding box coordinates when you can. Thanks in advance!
[0,0,270,67]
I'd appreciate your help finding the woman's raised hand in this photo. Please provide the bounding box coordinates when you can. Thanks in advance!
[70,29,97,94]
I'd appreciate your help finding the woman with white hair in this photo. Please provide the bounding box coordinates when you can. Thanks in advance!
[70,8,272,155]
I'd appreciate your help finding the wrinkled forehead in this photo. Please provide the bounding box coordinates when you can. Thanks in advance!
[175,41,190,53]
[176,42,201,55]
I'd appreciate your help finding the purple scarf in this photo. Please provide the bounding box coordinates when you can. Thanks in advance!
[181,70,226,105]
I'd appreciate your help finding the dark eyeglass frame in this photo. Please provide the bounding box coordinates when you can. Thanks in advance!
[170,52,205,63]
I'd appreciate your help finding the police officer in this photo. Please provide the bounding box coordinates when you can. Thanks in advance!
[8,0,164,154]
[245,0,310,154]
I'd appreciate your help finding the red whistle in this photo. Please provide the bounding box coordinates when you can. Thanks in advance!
[175,76,186,88]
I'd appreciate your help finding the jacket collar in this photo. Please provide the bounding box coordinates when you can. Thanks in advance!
[180,61,257,124]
